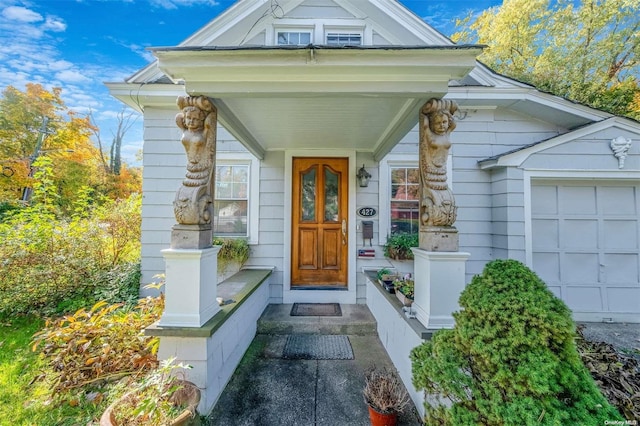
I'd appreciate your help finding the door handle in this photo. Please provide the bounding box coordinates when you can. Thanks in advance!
[342,219,347,245]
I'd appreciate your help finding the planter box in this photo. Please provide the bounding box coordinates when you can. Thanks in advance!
[395,291,413,307]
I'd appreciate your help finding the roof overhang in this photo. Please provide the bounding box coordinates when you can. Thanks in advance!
[448,86,610,130]
[149,45,482,160]
[478,117,638,169]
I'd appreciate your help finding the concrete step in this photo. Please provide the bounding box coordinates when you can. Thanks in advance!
[257,304,377,335]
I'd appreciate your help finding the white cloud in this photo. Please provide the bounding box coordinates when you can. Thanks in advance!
[43,16,66,32]
[55,69,92,83]
[2,6,42,23]
[148,0,219,10]
[49,60,73,71]
[0,1,145,166]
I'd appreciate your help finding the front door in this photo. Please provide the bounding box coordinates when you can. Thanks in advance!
[292,157,349,287]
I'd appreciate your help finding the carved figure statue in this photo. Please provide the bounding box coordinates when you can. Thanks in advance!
[419,98,458,227]
[173,96,217,225]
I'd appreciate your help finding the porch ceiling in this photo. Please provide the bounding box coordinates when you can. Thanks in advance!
[151,45,483,160]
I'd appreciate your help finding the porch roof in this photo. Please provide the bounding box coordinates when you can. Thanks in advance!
[148,44,483,160]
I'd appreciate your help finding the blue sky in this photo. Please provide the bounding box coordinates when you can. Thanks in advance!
[0,0,501,165]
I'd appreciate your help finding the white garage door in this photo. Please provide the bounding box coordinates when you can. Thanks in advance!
[531,181,640,322]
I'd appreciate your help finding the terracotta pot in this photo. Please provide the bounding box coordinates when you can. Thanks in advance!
[368,405,398,426]
[100,380,200,426]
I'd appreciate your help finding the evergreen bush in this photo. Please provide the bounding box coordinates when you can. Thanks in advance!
[411,259,623,425]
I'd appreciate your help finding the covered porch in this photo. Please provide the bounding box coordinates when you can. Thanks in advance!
[115,43,482,416]
[118,44,480,303]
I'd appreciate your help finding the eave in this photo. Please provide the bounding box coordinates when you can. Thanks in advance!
[146,44,483,160]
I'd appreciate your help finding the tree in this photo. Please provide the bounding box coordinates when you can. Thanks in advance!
[89,107,138,176]
[453,0,640,119]
[0,84,104,210]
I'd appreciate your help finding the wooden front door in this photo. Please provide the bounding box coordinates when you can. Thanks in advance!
[292,157,349,287]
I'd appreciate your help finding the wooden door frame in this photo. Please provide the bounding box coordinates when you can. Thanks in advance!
[283,150,358,304]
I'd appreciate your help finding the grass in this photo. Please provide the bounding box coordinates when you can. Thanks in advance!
[0,316,110,426]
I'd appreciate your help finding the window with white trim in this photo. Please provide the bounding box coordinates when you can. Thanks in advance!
[379,155,451,244]
[213,154,260,244]
[390,167,419,236]
[277,31,311,45]
[214,165,249,237]
[326,32,362,46]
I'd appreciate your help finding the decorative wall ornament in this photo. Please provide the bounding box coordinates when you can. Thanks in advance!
[610,136,632,169]
[419,98,458,227]
[174,96,217,225]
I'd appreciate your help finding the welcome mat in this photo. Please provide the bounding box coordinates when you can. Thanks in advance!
[282,335,354,360]
[290,303,342,317]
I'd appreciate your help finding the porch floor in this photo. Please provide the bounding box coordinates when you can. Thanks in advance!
[205,304,423,425]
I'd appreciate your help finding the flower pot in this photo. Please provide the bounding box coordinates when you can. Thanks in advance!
[100,380,200,426]
[395,291,413,307]
[368,405,398,426]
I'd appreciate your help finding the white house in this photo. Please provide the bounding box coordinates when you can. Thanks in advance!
[107,0,640,413]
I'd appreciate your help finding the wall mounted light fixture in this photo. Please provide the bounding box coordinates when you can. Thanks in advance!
[356,164,371,187]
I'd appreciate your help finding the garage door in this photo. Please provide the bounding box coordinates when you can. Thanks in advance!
[531,181,640,321]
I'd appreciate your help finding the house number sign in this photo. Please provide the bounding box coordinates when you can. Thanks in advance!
[357,207,377,217]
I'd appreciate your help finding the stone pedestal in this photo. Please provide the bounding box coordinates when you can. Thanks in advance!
[411,248,469,329]
[171,224,213,249]
[159,246,221,327]
[419,226,459,252]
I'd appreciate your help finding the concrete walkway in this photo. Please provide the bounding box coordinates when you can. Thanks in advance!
[205,304,422,426]
[203,303,640,426]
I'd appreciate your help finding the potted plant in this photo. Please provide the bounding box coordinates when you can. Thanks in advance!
[394,278,414,307]
[100,358,200,426]
[376,268,397,293]
[213,237,250,282]
[363,367,410,426]
[383,233,418,260]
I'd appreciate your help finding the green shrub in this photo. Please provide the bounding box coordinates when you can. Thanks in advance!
[0,189,141,317]
[411,259,623,425]
[93,261,142,307]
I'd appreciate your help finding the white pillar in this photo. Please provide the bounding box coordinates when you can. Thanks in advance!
[159,246,221,327]
[411,248,470,329]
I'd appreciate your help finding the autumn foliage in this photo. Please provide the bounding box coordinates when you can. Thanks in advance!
[453,0,639,119]
[0,83,141,209]
[32,297,163,394]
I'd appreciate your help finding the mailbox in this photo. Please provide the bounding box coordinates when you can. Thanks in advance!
[362,220,373,246]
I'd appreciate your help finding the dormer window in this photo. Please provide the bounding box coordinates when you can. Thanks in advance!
[277,31,311,46]
[326,33,362,46]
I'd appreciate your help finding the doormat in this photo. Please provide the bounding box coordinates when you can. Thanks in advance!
[282,335,354,360]
[290,303,342,317]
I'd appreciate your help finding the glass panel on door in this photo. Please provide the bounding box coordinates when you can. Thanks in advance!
[301,167,316,222]
[324,167,339,222]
